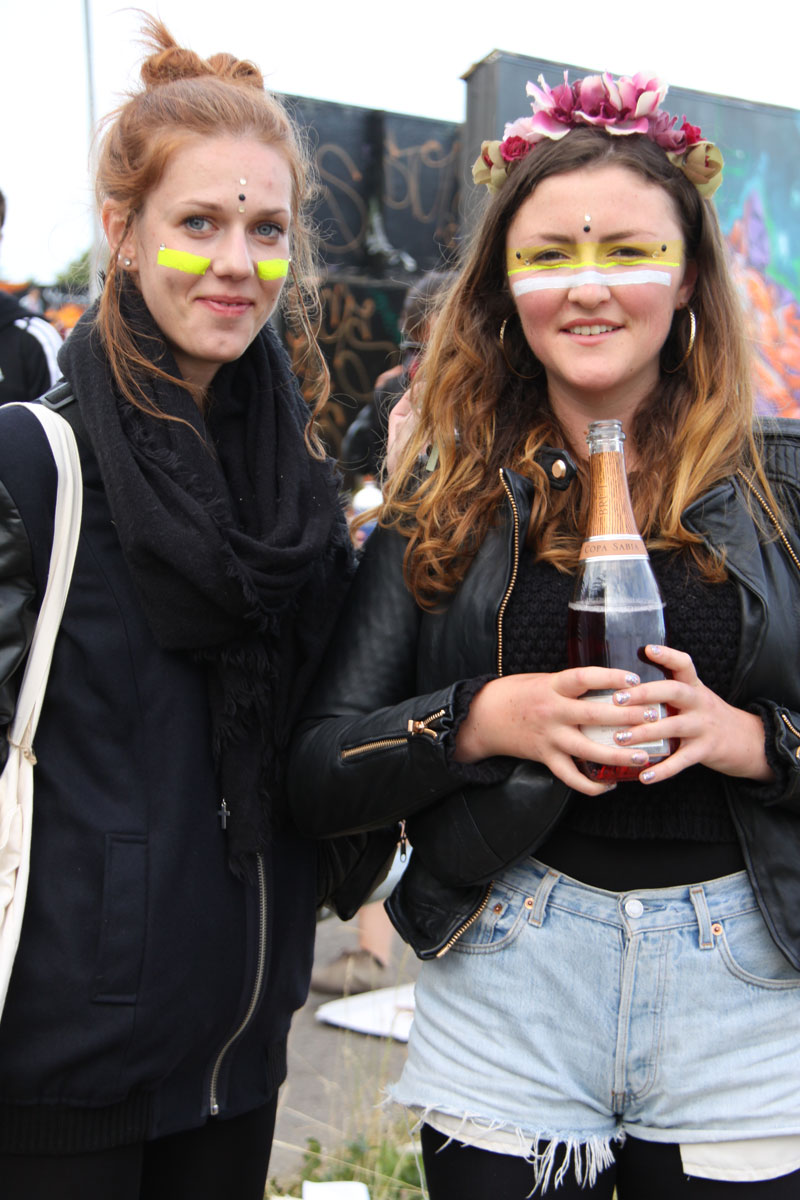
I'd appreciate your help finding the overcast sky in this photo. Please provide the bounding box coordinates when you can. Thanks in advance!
[3,0,799,283]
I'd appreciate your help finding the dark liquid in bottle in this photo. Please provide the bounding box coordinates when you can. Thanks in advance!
[568,600,677,782]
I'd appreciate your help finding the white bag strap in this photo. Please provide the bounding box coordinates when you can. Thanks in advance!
[5,404,83,754]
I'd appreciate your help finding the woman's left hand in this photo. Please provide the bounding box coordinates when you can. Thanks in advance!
[615,644,774,785]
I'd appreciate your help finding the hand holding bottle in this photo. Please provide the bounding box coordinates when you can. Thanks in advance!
[608,643,774,786]
[453,665,671,796]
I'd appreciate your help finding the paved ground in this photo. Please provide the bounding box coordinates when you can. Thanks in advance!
[267,911,422,1195]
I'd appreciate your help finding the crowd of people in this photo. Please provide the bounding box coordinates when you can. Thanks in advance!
[1,21,799,1200]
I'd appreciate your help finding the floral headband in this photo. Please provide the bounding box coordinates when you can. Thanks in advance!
[472,71,724,199]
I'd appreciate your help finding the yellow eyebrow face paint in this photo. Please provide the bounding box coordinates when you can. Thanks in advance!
[507,240,684,296]
[157,246,210,275]
[256,258,291,281]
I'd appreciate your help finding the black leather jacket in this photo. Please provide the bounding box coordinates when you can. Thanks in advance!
[289,421,800,965]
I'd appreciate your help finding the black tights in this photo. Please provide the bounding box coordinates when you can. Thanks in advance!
[421,1124,800,1199]
[0,1096,277,1200]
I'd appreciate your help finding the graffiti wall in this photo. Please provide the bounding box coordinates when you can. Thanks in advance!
[463,52,800,419]
[281,96,461,452]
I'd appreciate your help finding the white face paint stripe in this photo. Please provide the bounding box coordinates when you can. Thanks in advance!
[511,269,674,296]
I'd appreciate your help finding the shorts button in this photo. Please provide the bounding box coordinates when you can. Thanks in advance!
[624,897,644,918]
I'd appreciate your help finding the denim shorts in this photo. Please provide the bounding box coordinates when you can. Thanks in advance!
[390,858,800,1189]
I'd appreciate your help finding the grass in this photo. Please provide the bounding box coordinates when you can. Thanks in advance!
[266,934,426,1199]
[269,1126,425,1198]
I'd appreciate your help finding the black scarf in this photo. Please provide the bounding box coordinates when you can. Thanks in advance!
[58,284,354,876]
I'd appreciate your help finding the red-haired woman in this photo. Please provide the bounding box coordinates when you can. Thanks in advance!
[0,20,354,1199]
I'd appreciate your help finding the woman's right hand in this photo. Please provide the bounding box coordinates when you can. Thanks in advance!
[453,668,655,795]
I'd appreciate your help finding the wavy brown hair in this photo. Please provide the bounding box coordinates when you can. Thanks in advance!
[382,126,771,606]
[95,15,328,452]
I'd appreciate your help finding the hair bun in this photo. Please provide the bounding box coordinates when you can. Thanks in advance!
[137,16,264,91]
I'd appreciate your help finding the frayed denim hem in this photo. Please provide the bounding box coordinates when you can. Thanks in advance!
[390,1097,623,1195]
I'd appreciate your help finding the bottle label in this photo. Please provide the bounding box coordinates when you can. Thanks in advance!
[580,690,670,755]
[579,534,647,561]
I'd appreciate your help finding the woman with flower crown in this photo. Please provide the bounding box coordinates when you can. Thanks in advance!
[289,70,800,1198]
[0,18,362,1200]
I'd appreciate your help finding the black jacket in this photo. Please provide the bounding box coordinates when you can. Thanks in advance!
[0,402,320,1151]
[0,292,61,406]
[289,422,800,964]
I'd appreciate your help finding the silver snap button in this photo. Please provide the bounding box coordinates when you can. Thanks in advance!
[624,897,644,918]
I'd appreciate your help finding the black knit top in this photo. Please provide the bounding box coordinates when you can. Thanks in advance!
[503,548,747,889]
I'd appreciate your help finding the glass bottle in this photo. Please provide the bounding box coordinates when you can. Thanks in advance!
[567,419,675,782]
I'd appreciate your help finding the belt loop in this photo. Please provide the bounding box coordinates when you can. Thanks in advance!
[529,869,560,928]
[690,885,714,950]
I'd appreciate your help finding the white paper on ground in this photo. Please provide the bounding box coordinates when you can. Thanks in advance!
[302,1182,371,1199]
[314,982,415,1042]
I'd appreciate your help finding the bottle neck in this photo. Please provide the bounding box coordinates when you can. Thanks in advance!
[585,448,640,540]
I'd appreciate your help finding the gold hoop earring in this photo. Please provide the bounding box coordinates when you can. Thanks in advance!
[663,306,696,374]
[499,316,541,380]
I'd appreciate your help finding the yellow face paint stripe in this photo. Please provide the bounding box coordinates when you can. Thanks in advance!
[157,247,210,275]
[507,239,684,275]
[508,258,682,275]
[256,259,291,281]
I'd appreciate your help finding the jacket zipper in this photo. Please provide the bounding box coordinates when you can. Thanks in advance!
[435,882,494,957]
[340,708,446,761]
[780,712,800,755]
[497,470,522,678]
[436,474,521,956]
[208,853,268,1117]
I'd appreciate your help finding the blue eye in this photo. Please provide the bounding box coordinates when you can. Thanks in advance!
[255,220,284,239]
[184,215,211,233]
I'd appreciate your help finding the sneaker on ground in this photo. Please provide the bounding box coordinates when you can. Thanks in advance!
[310,948,387,996]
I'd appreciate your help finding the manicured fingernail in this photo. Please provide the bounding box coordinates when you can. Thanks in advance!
[643,707,659,723]
[648,645,663,657]
[640,769,655,783]
[631,750,649,765]
[614,730,633,745]
[604,783,617,792]
[614,691,630,705]
[625,673,640,686]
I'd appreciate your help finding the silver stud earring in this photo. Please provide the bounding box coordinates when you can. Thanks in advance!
[123,257,132,267]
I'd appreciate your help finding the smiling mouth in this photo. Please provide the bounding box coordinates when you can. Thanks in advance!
[566,324,618,336]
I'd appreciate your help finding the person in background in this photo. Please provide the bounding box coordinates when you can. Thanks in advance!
[0,20,355,1200]
[289,71,800,1197]
[339,269,450,482]
[0,189,63,404]
[311,272,451,997]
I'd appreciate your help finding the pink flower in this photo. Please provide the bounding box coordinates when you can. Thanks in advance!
[680,120,703,146]
[500,136,531,163]
[648,110,686,153]
[473,70,720,199]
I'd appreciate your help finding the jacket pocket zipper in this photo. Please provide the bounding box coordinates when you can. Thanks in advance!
[435,882,494,958]
[209,853,268,1117]
[780,712,800,757]
[340,709,446,762]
